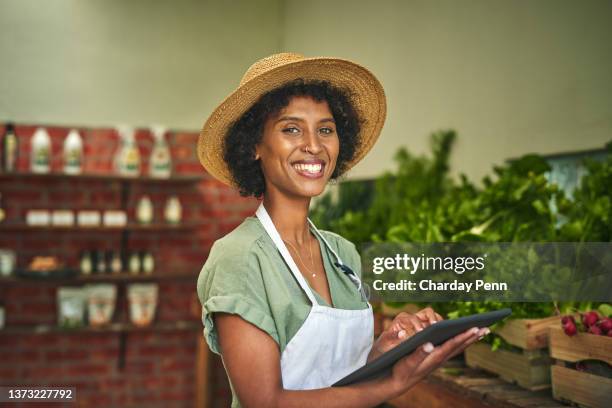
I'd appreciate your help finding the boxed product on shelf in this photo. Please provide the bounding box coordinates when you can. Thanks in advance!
[57,287,86,328]
[102,210,127,227]
[51,210,75,226]
[127,283,158,327]
[77,210,101,227]
[85,284,117,326]
[26,210,50,226]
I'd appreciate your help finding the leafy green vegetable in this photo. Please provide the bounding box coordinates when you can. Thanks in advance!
[311,130,611,322]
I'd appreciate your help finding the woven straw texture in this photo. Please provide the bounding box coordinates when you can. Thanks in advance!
[198,53,387,187]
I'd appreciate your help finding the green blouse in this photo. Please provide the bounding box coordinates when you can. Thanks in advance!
[196,215,369,356]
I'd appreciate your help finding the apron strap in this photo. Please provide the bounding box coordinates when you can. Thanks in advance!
[256,203,319,305]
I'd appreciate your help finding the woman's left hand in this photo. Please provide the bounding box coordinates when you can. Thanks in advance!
[368,307,444,362]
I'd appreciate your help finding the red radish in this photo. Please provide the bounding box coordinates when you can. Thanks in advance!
[607,330,612,337]
[563,321,577,336]
[561,315,575,325]
[582,311,599,327]
[599,318,612,333]
[588,325,602,336]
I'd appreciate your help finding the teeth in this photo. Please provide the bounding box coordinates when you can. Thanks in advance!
[293,163,322,173]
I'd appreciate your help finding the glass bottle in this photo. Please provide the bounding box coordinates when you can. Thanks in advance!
[164,196,182,224]
[110,252,122,274]
[80,251,93,275]
[31,127,51,174]
[129,253,140,275]
[115,126,140,177]
[136,195,153,224]
[2,123,18,172]
[63,129,83,175]
[149,125,171,178]
[95,250,107,274]
[142,252,154,275]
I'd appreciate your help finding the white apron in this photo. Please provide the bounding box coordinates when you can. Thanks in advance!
[256,203,374,390]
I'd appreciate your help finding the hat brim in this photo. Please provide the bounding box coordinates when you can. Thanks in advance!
[198,57,386,187]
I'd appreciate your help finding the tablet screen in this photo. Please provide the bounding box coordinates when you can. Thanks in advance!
[333,308,512,386]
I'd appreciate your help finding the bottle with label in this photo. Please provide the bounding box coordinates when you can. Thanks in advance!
[0,193,5,223]
[63,129,83,174]
[95,250,107,274]
[110,252,122,274]
[129,252,140,275]
[2,123,18,172]
[136,195,153,224]
[164,196,182,224]
[115,126,140,177]
[80,251,93,275]
[31,128,51,173]
[141,252,154,275]
[149,125,171,178]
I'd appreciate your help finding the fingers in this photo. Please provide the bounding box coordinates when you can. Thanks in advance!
[399,341,435,369]
[447,328,489,359]
[393,312,425,335]
[416,307,443,325]
[434,327,490,362]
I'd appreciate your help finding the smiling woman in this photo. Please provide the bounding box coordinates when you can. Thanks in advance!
[223,79,362,199]
[196,53,487,408]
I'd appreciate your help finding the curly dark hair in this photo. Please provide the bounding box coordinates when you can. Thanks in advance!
[223,79,363,198]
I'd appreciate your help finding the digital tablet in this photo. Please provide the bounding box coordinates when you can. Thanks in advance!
[332,308,512,386]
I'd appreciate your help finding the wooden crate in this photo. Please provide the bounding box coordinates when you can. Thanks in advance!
[464,315,563,391]
[549,325,612,408]
[465,342,553,391]
[495,315,560,350]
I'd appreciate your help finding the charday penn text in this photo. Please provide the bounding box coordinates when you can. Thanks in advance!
[372,279,508,293]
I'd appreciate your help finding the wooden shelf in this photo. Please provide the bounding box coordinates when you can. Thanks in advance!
[0,320,200,335]
[0,171,203,184]
[0,222,200,232]
[0,272,198,285]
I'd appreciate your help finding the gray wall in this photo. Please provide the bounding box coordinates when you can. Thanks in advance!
[0,0,283,129]
[283,0,612,182]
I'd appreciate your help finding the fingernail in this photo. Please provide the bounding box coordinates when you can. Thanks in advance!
[398,330,406,338]
[478,335,485,340]
[471,327,479,335]
[416,327,423,332]
[423,342,434,353]
[485,328,491,335]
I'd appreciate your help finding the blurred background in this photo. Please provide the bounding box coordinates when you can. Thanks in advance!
[1,0,611,407]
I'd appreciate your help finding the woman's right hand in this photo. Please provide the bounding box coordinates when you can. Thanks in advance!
[388,326,488,395]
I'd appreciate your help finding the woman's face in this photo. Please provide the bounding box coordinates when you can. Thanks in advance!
[255,96,339,199]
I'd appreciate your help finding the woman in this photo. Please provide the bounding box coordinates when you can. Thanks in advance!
[197,53,489,408]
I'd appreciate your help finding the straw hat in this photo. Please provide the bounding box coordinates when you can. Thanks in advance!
[198,52,386,187]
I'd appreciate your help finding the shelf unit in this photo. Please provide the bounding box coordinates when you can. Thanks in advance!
[0,223,200,232]
[0,171,203,327]
[0,271,198,285]
[0,172,203,184]
[0,320,200,335]
[0,170,202,273]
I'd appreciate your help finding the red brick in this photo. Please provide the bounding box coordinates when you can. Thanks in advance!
[124,361,156,375]
[45,349,89,362]
[64,363,111,377]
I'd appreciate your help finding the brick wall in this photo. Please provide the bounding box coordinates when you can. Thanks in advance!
[0,124,258,407]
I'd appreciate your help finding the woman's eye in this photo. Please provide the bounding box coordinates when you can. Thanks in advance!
[320,127,335,135]
[282,127,300,134]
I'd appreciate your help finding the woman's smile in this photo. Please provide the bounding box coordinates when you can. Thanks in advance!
[291,159,325,178]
